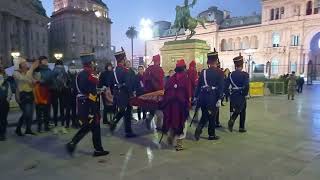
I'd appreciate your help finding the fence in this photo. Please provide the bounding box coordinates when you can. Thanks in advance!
[264,81,286,95]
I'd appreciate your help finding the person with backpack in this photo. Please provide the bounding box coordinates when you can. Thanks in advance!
[51,60,68,134]
[33,56,55,133]
[0,63,12,141]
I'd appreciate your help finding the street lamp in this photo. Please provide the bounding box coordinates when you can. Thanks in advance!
[244,49,256,78]
[11,51,20,58]
[54,53,63,60]
[139,18,153,65]
[11,51,20,69]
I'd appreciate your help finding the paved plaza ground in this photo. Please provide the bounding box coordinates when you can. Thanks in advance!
[1,85,320,180]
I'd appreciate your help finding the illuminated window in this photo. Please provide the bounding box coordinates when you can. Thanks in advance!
[272,32,280,47]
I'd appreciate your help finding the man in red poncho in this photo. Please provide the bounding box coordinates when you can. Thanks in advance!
[143,54,165,129]
[187,60,198,100]
[161,59,191,151]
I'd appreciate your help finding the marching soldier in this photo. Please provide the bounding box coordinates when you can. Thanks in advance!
[109,49,136,138]
[227,54,250,133]
[66,53,109,157]
[194,49,224,141]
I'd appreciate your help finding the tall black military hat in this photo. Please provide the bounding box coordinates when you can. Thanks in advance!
[207,48,219,64]
[114,47,126,63]
[80,53,95,65]
[233,53,244,67]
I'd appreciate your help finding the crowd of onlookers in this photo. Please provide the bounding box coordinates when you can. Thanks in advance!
[0,56,79,141]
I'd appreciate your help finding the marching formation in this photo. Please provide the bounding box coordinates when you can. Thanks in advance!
[0,48,250,157]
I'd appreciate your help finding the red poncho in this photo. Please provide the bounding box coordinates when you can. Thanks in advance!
[187,64,198,97]
[162,71,191,135]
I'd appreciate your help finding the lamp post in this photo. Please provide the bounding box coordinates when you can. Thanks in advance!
[139,18,153,66]
[244,49,256,78]
[54,53,63,60]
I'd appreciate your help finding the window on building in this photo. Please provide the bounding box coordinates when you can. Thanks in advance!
[306,1,313,15]
[280,7,285,18]
[270,9,275,20]
[290,61,297,72]
[221,39,227,51]
[291,35,300,46]
[83,36,85,45]
[272,32,280,47]
[254,64,265,73]
[271,60,279,74]
[275,8,280,19]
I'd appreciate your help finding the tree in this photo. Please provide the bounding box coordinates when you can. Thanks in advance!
[126,26,138,64]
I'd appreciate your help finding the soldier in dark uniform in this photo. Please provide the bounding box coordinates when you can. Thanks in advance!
[194,49,224,141]
[109,49,136,138]
[66,53,109,157]
[227,54,250,133]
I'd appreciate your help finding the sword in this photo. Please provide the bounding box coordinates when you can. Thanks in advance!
[189,101,200,127]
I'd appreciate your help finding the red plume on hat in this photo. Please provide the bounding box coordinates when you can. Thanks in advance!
[189,60,196,68]
[176,59,186,68]
[152,54,161,65]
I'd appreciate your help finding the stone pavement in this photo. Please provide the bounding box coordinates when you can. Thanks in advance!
[1,85,320,180]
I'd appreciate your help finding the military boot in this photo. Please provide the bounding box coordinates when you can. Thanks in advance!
[228,119,235,132]
[175,139,184,151]
[194,127,202,141]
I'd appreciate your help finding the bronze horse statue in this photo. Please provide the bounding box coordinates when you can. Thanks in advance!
[173,0,206,40]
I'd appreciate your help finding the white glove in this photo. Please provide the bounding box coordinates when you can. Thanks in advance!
[216,100,221,108]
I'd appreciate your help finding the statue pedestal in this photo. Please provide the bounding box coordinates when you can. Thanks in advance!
[160,39,210,73]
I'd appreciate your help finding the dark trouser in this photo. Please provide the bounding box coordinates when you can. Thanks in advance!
[224,92,230,102]
[65,93,77,128]
[71,95,104,151]
[17,92,34,133]
[113,106,133,134]
[137,107,146,120]
[297,85,303,93]
[36,104,50,132]
[230,101,247,129]
[52,90,66,126]
[0,99,9,137]
[103,105,115,124]
[196,107,217,137]
[215,108,220,125]
[71,122,104,151]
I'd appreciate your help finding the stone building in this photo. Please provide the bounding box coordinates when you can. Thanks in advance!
[0,0,49,67]
[147,0,320,79]
[50,0,113,62]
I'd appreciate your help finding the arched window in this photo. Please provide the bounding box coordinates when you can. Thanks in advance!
[271,59,279,75]
[235,37,241,50]
[250,36,259,49]
[228,38,234,51]
[221,39,227,51]
[242,36,250,49]
[272,32,280,47]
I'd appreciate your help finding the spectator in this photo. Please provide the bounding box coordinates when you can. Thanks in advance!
[0,63,12,141]
[33,56,54,133]
[51,60,69,134]
[135,65,146,120]
[13,57,39,136]
[99,62,115,125]
[297,75,305,93]
[65,70,78,128]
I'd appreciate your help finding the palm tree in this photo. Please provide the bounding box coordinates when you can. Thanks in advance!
[126,26,138,64]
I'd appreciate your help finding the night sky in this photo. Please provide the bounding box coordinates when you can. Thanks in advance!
[42,0,261,56]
